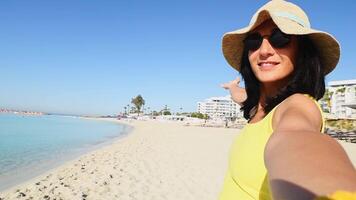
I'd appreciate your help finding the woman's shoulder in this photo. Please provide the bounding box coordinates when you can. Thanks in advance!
[272,93,323,131]
[282,93,318,107]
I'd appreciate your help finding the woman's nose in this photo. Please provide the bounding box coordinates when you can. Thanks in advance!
[258,38,274,58]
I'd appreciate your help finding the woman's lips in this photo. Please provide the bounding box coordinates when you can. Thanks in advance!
[258,62,280,70]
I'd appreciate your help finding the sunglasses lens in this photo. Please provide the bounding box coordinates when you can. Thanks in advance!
[270,29,291,48]
[244,33,262,51]
[244,29,291,51]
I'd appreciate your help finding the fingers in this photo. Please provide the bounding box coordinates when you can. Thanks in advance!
[220,83,229,89]
[235,77,241,84]
[221,77,242,89]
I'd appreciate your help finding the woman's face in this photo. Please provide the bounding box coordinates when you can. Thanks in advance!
[248,20,298,85]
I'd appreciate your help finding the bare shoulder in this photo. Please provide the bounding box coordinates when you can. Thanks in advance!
[272,93,322,132]
[265,94,356,195]
[277,93,321,114]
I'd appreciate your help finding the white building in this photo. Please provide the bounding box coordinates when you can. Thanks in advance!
[197,95,243,120]
[328,79,356,119]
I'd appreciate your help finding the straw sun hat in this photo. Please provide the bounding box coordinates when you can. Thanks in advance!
[222,0,340,75]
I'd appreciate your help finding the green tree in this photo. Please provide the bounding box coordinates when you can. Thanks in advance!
[336,87,346,93]
[152,111,160,116]
[322,88,333,112]
[131,95,145,116]
[203,114,209,120]
[124,106,127,115]
[161,105,171,115]
[163,110,171,115]
[190,112,208,119]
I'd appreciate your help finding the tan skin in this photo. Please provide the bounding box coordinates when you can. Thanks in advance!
[222,20,356,198]
[220,77,247,106]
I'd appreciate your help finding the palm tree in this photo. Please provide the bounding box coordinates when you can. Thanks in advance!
[147,107,150,113]
[322,89,333,112]
[162,105,171,115]
[131,95,145,116]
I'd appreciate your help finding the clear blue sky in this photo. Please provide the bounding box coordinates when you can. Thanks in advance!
[0,0,355,116]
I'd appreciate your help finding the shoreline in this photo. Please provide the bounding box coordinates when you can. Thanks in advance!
[1,119,355,199]
[0,117,133,192]
[0,120,238,200]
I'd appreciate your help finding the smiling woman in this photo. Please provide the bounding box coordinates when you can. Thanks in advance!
[219,0,356,200]
[246,21,297,85]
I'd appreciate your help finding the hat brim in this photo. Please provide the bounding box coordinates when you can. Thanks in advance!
[222,10,340,75]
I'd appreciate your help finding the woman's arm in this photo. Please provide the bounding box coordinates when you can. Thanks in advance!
[265,94,356,200]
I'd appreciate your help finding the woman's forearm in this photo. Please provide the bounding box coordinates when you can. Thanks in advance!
[264,130,356,199]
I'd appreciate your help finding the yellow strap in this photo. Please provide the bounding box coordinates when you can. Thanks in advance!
[314,191,356,200]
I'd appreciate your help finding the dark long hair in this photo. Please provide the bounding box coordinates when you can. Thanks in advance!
[240,36,325,120]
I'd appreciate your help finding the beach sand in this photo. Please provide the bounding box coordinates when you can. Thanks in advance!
[0,120,238,200]
[0,120,355,200]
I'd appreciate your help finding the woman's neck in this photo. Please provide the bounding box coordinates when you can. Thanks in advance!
[261,83,281,98]
[259,76,291,100]
[258,81,286,112]
[254,78,291,119]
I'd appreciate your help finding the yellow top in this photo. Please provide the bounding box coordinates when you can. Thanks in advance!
[219,95,325,200]
[316,191,356,200]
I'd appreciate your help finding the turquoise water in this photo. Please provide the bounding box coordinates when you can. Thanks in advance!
[0,114,130,191]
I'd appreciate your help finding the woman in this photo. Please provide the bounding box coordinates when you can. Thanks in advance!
[219,1,356,199]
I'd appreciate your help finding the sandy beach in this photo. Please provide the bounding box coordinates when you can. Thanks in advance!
[0,120,238,200]
[0,120,355,200]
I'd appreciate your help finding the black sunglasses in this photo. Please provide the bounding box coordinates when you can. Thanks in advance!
[243,28,292,51]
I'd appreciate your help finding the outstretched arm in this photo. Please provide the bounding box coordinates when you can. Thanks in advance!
[265,94,356,200]
[221,77,247,106]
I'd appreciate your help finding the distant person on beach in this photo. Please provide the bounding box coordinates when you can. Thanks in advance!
[219,0,356,199]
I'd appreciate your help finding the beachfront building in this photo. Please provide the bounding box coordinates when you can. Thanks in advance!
[197,95,242,120]
[327,79,356,119]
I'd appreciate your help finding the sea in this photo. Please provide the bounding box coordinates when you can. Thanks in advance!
[0,113,130,191]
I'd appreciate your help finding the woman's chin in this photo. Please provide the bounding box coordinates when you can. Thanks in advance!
[257,76,291,84]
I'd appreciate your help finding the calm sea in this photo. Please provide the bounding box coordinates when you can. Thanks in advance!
[0,114,130,191]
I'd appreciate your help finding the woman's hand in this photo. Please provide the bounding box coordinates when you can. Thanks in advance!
[221,77,247,106]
